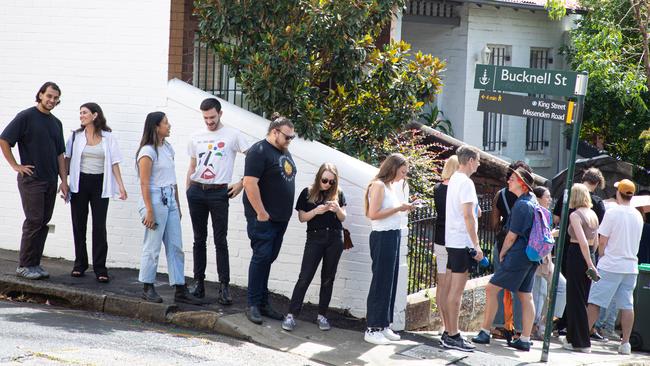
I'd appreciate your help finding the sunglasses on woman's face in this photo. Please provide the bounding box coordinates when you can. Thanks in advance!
[321,178,336,185]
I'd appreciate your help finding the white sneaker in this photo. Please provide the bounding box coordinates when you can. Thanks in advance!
[364,330,391,345]
[381,328,401,341]
[562,337,574,351]
[619,342,632,355]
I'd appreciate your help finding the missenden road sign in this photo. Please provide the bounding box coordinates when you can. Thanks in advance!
[474,64,579,96]
[477,91,575,124]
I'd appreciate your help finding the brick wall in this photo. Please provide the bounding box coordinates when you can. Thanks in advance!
[168,0,197,82]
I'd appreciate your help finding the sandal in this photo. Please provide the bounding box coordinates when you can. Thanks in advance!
[71,270,84,278]
[96,275,110,283]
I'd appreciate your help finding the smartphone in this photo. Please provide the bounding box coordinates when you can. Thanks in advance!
[586,268,601,282]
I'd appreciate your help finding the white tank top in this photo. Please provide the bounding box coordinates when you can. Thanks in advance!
[370,181,402,231]
[80,142,105,174]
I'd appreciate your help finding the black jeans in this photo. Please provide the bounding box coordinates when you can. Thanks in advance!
[288,228,344,317]
[187,184,230,283]
[565,244,592,348]
[71,173,109,276]
[17,175,57,267]
[366,229,401,328]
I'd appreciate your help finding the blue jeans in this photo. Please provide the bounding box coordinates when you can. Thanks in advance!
[246,217,288,307]
[138,186,185,286]
[366,229,401,328]
[532,272,567,323]
[492,245,523,331]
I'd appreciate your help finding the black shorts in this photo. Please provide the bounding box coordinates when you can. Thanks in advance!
[446,247,473,273]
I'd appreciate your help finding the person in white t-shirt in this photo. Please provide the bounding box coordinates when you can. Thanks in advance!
[587,179,644,355]
[441,145,483,352]
[186,98,251,304]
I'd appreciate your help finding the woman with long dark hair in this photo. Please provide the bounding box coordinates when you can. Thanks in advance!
[65,103,127,282]
[282,163,347,332]
[363,153,413,345]
[136,112,199,304]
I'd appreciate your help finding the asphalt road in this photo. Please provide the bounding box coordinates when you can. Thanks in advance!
[0,299,322,365]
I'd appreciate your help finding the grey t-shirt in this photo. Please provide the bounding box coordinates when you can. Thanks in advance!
[137,142,177,188]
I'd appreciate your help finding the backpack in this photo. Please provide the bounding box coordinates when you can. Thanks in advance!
[526,204,555,262]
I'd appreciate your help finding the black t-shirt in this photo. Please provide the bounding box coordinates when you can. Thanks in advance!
[433,182,448,246]
[243,139,296,222]
[295,187,346,231]
[496,187,518,228]
[0,107,65,182]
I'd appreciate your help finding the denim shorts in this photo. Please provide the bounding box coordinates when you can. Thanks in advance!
[587,269,637,310]
[490,247,538,293]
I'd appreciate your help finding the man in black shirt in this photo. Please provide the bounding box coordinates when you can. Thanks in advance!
[242,114,297,324]
[0,82,68,280]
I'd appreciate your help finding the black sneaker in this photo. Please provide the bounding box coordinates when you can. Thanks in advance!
[442,334,474,352]
[259,304,284,320]
[590,330,608,342]
[440,331,450,347]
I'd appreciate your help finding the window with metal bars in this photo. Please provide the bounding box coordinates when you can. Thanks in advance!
[482,45,509,152]
[192,35,258,113]
[526,48,551,151]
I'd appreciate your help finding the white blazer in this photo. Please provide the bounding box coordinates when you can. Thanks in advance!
[65,130,123,198]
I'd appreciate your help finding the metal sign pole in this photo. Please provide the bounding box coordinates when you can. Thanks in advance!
[540,72,589,362]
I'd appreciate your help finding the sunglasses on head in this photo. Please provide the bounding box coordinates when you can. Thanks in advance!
[321,178,336,185]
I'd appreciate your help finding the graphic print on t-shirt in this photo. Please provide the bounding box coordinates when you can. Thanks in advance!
[197,140,227,180]
[279,155,296,182]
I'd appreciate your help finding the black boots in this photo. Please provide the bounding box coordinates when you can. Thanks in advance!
[142,283,162,303]
[246,306,263,324]
[190,279,205,298]
[218,282,233,305]
[174,285,203,305]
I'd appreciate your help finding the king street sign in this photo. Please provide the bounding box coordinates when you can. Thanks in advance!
[474,64,579,97]
[477,91,575,124]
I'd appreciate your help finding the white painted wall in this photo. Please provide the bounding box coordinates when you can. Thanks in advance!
[0,1,410,326]
[402,5,577,178]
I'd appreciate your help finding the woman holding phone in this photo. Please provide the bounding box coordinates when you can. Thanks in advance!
[282,163,347,332]
[363,153,413,345]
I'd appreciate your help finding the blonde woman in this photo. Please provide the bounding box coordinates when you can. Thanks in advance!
[364,153,413,345]
[564,183,599,353]
[282,163,347,332]
[433,155,459,335]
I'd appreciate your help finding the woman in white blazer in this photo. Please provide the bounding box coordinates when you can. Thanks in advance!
[65,102,127,282]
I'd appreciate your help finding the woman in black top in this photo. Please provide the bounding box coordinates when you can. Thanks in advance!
[282,163,347,332]
[433,155,458,336]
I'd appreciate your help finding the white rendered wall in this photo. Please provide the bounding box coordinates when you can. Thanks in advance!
[402,6,576,178]
[167,80,408,327]
[0,1,409,325]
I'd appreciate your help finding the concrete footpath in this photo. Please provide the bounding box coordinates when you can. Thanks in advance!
[0,248,648,365]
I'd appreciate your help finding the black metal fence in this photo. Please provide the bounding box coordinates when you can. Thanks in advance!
[193,37,260,114]
[407,191,497,294]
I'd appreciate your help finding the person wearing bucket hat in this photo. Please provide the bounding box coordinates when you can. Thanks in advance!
[585,178,643,355]
[472,166,539,351]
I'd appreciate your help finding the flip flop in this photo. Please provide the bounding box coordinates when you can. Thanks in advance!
[71,270,84,278]
[96,275,110,283]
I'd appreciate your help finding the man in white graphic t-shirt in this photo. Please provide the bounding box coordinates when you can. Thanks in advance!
[186,98,251,304]
[587,179,643,355]
[441,145,483,352]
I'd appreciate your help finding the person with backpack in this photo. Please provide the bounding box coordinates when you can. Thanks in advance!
[562,183,599,353]
[489,161,530,339]
[472,167,539,351]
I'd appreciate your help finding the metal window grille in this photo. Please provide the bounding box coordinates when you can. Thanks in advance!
[526,48,551,151]
[482,46,508,152]
[405,0,457,18]
[193,35,259,113]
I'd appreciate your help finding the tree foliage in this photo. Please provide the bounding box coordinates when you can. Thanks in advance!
[560,0,650,171]
[194,0,445,171]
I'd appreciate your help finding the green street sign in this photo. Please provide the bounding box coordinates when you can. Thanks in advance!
[474,64,579,96]
[477,91,575,124]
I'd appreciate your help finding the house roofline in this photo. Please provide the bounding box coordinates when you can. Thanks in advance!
[460,0,586,14]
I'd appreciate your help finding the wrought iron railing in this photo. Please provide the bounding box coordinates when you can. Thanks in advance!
[193,37,260,114]
[407,192,496,294]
